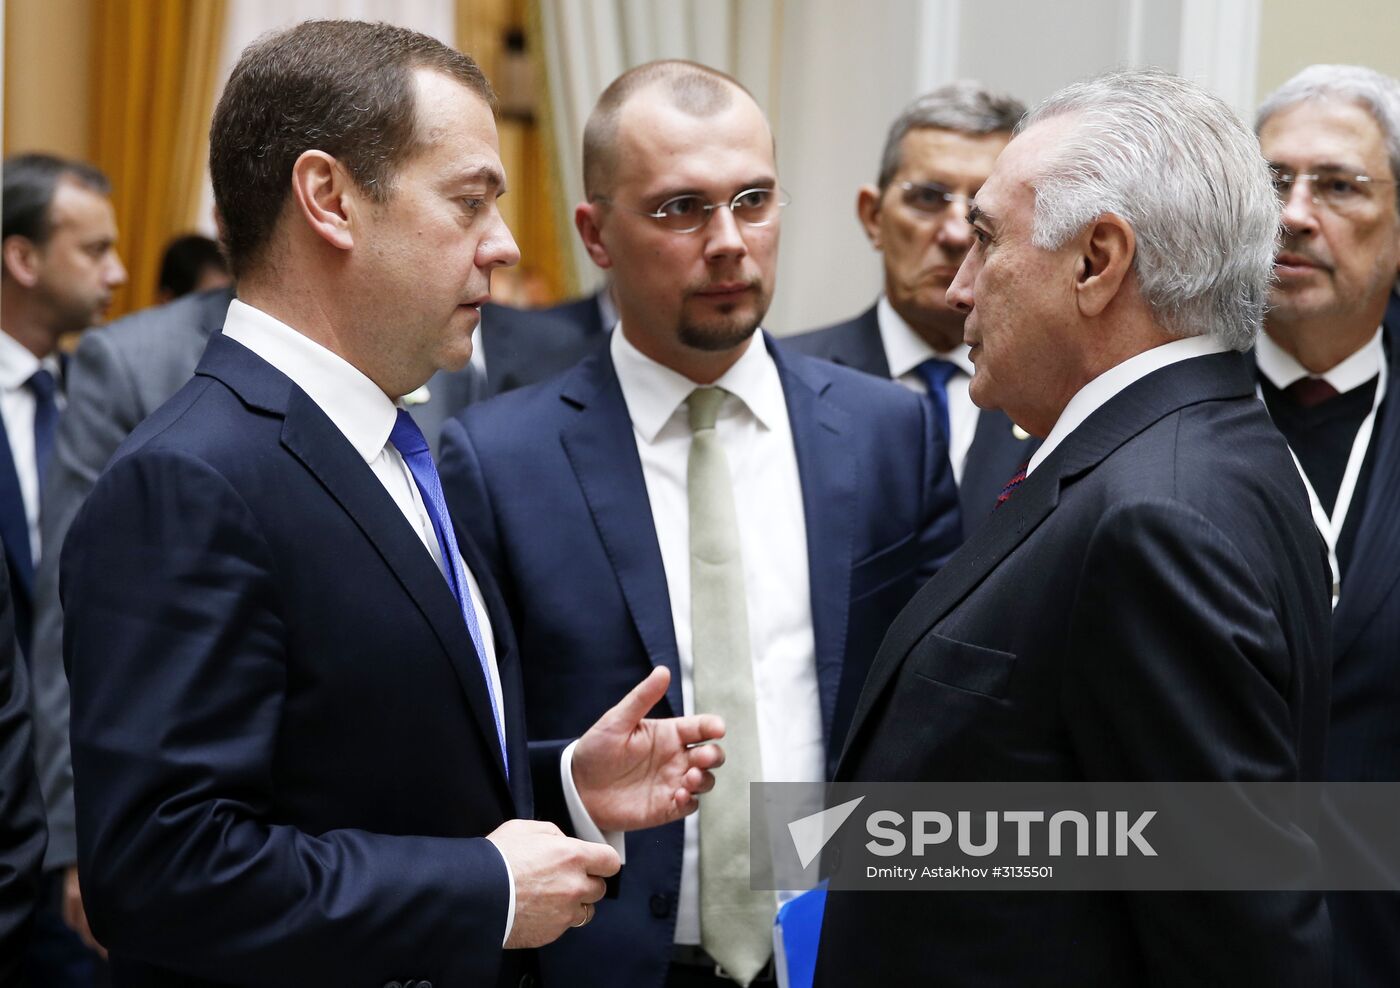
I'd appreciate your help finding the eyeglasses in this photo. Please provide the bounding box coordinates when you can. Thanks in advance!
[595,187,790,234]
[1269,166,1396,215]
[896,181,976,216]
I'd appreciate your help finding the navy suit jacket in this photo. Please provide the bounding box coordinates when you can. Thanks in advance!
[1318,299,1400,988]
[62,334,555,988]
[816,351,1332,987]
[416,293,610,454]
[0,535,47,982]
[783,304,1040,525]
[438,334,962,988]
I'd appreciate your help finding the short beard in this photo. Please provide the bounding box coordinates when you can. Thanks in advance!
[676,283,771,352]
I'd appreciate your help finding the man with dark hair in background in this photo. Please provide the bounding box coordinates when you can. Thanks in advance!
[1,151,124,988]
[1254,64,1400,988]
[62,20,723,987]
[155,234,230,303]
[786,82,1036,527]
[440,59,961,987]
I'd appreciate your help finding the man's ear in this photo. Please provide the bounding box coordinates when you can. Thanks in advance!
[289,150,355,252]
[575,202,613,269]
[1074,213,1135,318]
[1,235,42,287]
[856,184,884,250]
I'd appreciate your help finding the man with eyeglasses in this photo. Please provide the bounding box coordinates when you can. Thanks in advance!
[1255,64,1400,988]
[439,59,961,987]
[786,81,1037,528]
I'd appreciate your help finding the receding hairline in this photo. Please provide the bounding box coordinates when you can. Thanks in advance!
[582,60,758,198]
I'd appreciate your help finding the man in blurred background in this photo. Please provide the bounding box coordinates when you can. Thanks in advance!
[154,233,231,304]
[1254,63,1400,988]
[2,151,124,988]
[785,81,1036,529]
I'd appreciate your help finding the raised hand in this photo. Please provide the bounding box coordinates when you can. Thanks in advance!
[570,666,726,832]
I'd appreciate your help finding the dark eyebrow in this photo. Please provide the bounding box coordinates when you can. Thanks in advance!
[967,204,994,228]
[452,164,506,195]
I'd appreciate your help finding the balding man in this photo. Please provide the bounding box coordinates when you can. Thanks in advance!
[1254,64,1400,988]
[440,60,961,986]
[817,70,1330,986]
[787,82,1038,527]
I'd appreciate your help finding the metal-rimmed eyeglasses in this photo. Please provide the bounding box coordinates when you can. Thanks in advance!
[896,181,976,216]
[1269,166,1396,215]
[594,187,791,234]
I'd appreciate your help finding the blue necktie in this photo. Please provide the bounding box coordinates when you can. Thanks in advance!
[27,368,58,492]
[912,357,958,445]
[389,410,508,775]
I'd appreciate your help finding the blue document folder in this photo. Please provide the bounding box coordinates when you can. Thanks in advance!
[773,881,828,988]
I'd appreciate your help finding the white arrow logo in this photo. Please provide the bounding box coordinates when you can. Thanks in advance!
[787,796,866,869]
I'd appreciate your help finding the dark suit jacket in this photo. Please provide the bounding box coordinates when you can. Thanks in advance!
[417,293,609,453]
[62,334,555,987]
[1318,301,1400,988]
[0,535,47,984]
[438,334,962,988]
[783,304,1040,524]
[815,351,1332,987]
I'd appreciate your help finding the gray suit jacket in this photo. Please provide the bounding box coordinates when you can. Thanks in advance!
[29,288,233,869]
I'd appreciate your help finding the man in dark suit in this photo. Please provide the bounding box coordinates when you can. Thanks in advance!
[440,60,961,987]
[1,533,49,985]
[2,152,125,987]
[1254,64,1400,988]
[784,82,1036,526]
[62,22,722,987]
[816,70,1332,986]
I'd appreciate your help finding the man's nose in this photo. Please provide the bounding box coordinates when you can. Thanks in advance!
[703,204,749,261]
[946,257,975,313]
[937,209,975,252]
[1279,180,1320,236]
[107,252,128,288]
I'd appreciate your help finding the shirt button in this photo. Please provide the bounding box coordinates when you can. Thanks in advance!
[649,893,672,918]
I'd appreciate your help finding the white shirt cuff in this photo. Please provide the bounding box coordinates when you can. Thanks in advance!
[561,739,627,864]
[488,839,516,947]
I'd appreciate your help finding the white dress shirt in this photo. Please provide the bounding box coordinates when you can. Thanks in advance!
[1028,335,1230,475]
[876,296,978,482]
[224,299,612,944]
[1255,326,1383,394]
[0,328,65,563]
[611,326,825,944]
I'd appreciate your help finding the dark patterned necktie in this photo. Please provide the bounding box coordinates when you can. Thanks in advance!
[27,368,59,491]
[995,463,1028,508]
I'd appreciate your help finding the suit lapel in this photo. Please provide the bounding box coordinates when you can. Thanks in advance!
[771,341,856,747]
[961,409,1037,522]
[838,351,1258,769]
[558,352,686,717]
[198,336,516,804]
[1333,323,1400,660]
[825,306,890,378]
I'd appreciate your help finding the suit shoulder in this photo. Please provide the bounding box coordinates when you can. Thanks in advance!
[457,367,573,436]
[779,316,865,357]
[78,290,224,357]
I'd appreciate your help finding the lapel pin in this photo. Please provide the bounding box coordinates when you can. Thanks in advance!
[402,385,432,407]
[1012,424,1031,441]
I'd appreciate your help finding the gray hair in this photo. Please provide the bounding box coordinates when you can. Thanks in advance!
[877,80,1026,189]
[1256,64,1400,211]
[1017,69,1279,351]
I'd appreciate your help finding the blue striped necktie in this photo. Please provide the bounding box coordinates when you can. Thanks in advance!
[913,357,958,444]
[389,410,508,774]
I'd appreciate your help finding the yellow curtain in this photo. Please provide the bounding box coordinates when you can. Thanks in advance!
[457,0,572,303]
[90,0,226,319]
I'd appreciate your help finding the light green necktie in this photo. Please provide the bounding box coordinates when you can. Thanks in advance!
[687,386,773,986]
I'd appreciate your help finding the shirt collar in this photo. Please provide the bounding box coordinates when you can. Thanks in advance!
[1256,326,1383,394]
[0,328,61,391]
[876,295,975,378]
[221,299,399,464]
[610,324,785,444]
[1028,334,1229,476]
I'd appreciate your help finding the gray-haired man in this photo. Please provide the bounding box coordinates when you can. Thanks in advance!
[816,69,1331,986]
[1255,64,1400,988]
[785,81,1037,526]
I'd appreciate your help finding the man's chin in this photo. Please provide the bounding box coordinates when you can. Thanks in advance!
[678,318,761,353]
